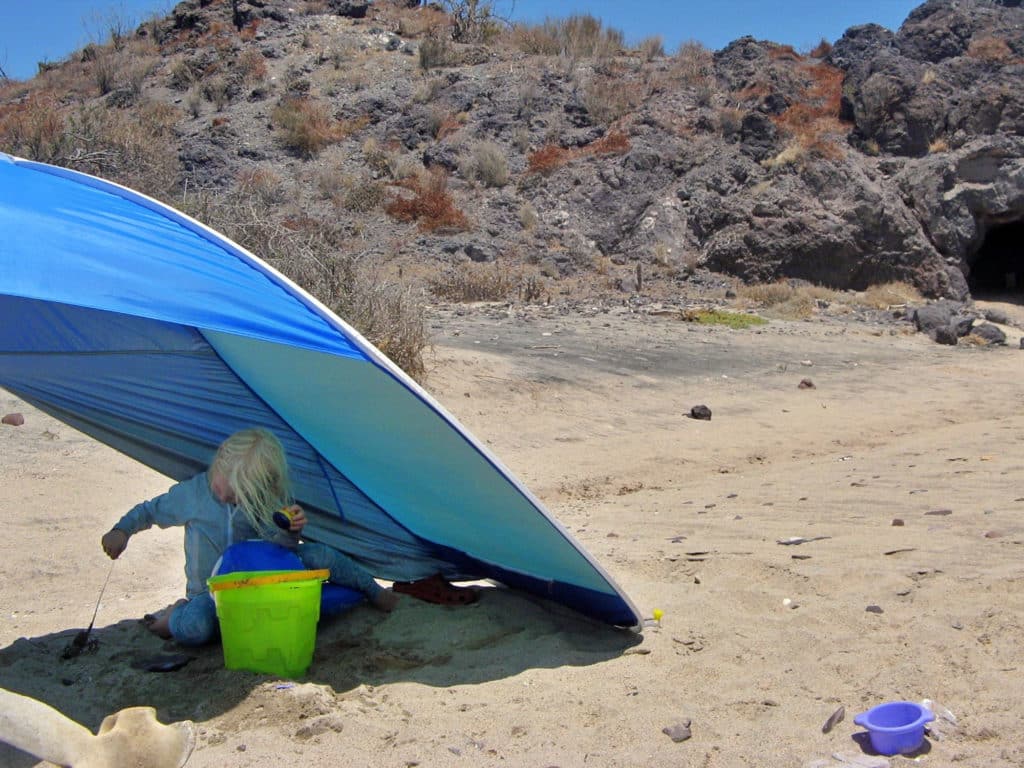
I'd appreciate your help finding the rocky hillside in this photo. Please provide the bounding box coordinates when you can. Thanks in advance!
[2,0,1022,323]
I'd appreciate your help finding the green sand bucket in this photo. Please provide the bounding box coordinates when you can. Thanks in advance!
[208,569,329,678]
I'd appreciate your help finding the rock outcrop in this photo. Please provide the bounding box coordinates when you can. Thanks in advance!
[3,0,1023,302]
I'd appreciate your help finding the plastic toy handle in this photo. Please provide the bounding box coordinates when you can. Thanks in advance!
[208,569,330,592]
[853,713,867,727]
[273,508,294,531]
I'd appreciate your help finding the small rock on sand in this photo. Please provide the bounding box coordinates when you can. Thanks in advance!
[688,405,712,420]
[662,720,692,742]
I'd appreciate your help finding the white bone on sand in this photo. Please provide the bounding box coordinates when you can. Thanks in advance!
[0,687,195,768]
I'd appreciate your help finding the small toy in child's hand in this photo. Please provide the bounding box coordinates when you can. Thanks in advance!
[273,507,295,531]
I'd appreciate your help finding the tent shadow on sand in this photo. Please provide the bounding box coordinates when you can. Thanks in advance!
[0,586,640,765]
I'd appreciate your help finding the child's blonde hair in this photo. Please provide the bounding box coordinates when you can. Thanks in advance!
[211,428,290,535]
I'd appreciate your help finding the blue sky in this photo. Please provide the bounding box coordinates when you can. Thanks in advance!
[1,0,921,81]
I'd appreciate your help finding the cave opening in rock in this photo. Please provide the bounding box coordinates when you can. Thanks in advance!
[968,219,1024,298]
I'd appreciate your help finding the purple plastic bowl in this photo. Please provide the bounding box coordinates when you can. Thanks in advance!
[853,701,935,755]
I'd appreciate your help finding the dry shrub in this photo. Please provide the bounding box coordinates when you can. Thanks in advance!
[343,178,387,212]
[272,97,367,158]
[805,63,843,115]
[510,22,562,56]
[0,95,180,198]
[385,169,470,233]
[967,36,1014,64]
[762,140,806,169]
[518,202,538,230]
[414,77,445,103]
[239,19,262,41]
[428,262,537,302]
[637,35,664,61]
[236,167,285,204]
[561,14,624,60]
[169,57,202,90]
[91,50,121,95]
[202,76,232,110]
[510,14,623,62]
[674,40,713,85]
[461,141,509,187]
[181,186,428,379]
[346,278,429,381]
[237,49,268,83]
[317,167,387,212]
[391,3,448,38]
[527,143,572,175]
[772,61,847,161]
[736,280,795,306]
[858,281,923,308]
[419,36,450,70]
[582,76,634,124]
[299,1,330,14]
[737,281,846,319]
[768,44,802,62]
[0,94,66,162]
[808,38,833,58]
[363,136,415,179]
[717,107,744,138]
[588,130,629,155]
[426,108,463,140]
[735,79,773,104]
[763,291,818,319]
[526,130,630,175]
[928,138,949,154]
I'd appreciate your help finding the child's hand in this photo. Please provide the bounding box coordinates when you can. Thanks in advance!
[282,504,307,533]
[101,529,129,559]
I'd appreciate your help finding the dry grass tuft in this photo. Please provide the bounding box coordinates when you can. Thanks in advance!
[807,38,833,58]
[771,61,847,162]
[509,14,624,62]
[428,262,545,303]
[768,44,802,62]
[461,141,510,187]
[858,281,923,308]
[967,36,1015,64]
[736,281,842,320]
[582,76,635,124]
[272,98,367,158]
[385,169,471,233]
[526,130,630,175]
[0,95,181,198]
[636,36,665,61]
[527,143,572,175]
[180,185,429,379]
[674,40,713,86]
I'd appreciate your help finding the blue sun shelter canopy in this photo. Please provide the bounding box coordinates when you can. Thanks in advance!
[0,154,640,628]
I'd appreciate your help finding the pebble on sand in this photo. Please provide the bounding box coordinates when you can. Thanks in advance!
[688,405,712,420]
[2,413,25,426]
[662,720,692,743]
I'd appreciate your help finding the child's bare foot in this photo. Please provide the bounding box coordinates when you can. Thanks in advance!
[141,600,186,639]
[372,588,400,612]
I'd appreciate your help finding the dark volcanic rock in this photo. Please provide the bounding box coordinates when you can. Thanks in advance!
[8,0,1024,307]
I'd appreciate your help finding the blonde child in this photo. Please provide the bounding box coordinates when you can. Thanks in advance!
[101,427,398,645]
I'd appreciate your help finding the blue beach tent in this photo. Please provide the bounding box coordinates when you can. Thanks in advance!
[0,154,641,628]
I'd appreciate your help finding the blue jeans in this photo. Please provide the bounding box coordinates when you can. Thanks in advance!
[168,593,219,646]
[168,542,380,646]
[296,542,382,601]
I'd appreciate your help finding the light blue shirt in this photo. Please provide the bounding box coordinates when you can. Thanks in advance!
[114,472,294,598]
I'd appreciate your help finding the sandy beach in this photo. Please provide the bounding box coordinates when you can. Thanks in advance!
[2,303,1023,767]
